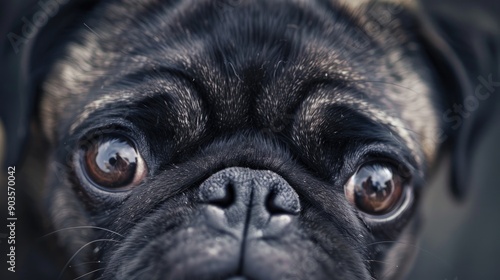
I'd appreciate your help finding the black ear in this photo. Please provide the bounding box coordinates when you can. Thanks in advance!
[0,0,99,169]
[416,3,500,199]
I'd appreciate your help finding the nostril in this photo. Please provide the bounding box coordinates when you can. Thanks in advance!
[208,182,235,208]
[265,189,300,215]
[266,191,284,215]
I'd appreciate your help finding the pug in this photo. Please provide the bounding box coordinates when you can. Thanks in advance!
[1,0,498,279]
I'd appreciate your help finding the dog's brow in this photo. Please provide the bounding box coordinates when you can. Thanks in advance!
[69,94,136,133]
[341,98,418,155]
[296,91,423,164]
[69,81,209,145]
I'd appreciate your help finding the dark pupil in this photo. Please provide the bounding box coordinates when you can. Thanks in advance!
[361,176,393,198]
[96,141,134,174]
[85,138,137,188]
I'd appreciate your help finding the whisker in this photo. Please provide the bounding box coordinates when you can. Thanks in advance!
[356,80,419,95]
[73,268,106,280]
[358,240,415,249]
[363,258,401,280]
[228,61,242,82]
[70,261,105,268]
[364,259,393,265]
[358,240,450,267]
[41,226,124,238]
[58,239,120,280]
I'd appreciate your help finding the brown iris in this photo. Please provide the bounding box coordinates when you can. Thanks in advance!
[344,164,404,215]
[81,137,144,190]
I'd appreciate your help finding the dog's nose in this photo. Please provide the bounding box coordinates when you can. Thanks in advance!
[198,167,300,236]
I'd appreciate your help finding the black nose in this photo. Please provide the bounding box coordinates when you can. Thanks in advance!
[198,167,300,236]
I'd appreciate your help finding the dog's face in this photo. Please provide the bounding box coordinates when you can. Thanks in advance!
[30,0,446,279]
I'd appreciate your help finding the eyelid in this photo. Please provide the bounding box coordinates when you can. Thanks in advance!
[67,117,137,145]
[356,157,413,182]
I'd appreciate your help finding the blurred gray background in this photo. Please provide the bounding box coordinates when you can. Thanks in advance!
[407,1,500,279]
[408,112,500,280]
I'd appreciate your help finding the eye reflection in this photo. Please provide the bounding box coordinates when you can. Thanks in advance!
[80,135,146,191]
[94,139,137,175]
[345,164,404,215]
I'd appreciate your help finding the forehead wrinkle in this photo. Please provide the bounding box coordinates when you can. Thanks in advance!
[69,93,137,134]
[296,90,422,164]
[256,50,364,128]
[156,80,208,143]
[190,58,248,129]
[68,77,206,138]
[42,26,208,142]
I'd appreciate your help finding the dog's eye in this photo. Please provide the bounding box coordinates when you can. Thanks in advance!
[344,163,404,215]
[80,135,146,191]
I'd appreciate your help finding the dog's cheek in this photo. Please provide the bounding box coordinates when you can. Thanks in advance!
[44,159,96,276]
[376,218,420,279]
[100,194,201,279]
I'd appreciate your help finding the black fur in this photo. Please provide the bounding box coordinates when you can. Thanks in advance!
[1,0,498,279]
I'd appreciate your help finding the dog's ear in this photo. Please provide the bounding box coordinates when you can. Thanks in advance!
[415,3,500,199]
[0,0,100,169]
